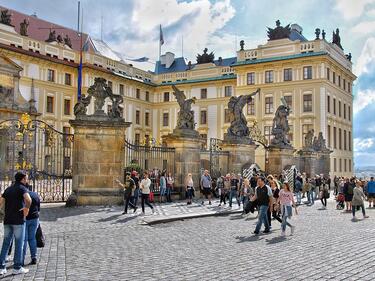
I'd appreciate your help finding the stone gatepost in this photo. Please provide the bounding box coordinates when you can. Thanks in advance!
[267,147,296,175]
[298,149,332,177]
[162,134,204,199]
[221,142,257,174]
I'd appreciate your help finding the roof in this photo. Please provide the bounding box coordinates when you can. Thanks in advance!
[158,73,236,86]
[154,56,237,74]
[289,29,308,42]
[232,51,328,67]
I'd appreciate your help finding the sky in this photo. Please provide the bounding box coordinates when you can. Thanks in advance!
[2,0,375,167]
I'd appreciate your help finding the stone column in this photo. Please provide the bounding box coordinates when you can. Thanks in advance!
[297,150,318,178]
[67,119,131,206]
[221,142,257,174]
[267,147,296,175]
[162,134,203,199]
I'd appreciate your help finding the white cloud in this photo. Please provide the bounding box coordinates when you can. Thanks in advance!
[350,21,375,35]
[354,37,375,76]
[353,89,375,114]
[334,0,375,19]
[354,138,375,152]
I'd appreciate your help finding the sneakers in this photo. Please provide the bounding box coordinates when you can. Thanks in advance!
[252,231,259,235]
[13,267,29,275]
[218,204,221,207]
[133,207,138,213]
[263,229,270,234]
[122,211,127,215]
[363,215,369,219]
[0,268,6,276]
[291,226,296,235]
[208,201,212,205]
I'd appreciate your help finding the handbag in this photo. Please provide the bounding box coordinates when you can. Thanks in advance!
[149,192,154,203]
[36,224,45,248]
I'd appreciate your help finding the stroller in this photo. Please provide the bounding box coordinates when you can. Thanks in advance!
[336,193,345,210]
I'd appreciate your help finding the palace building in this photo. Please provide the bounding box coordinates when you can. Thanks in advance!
[0,6,355,177]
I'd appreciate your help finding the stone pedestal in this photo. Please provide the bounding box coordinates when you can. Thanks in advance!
[298,150,331,177]
[66,119,131,206]
[267,147,296,175]
[221,142,257,174]
[162,134,203,199]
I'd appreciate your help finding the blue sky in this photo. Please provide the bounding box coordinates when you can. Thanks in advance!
[2,0,375,166]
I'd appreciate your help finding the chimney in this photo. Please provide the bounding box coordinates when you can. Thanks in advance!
[291,24,303,34]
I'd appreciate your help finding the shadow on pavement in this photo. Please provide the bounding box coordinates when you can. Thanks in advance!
[112,215,138,224]
[230,214,244,220]
[265,236,287,244]
[97,214,122,223]
[235,235,262,243]
[40,204,110,222]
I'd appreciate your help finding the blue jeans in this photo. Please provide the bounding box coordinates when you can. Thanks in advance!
[0,224,26,269]
[255,205,270,233]
[23,218,39,263]
[308,190,315,204]
[229,189,240,207]
[166,188,172,202]
[281,205,293,232]
[133,189,139,206]
[296,191,302,204]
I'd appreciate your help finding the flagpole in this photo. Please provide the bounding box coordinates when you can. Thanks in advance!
[77,2,83,101]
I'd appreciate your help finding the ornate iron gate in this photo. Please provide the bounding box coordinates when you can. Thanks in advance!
[209,138,229,178]
[0,114,73,202]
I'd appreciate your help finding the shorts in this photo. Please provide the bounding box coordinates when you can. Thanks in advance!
[345,194,353,202]
[368,193,375,199]
[202,188,211,196]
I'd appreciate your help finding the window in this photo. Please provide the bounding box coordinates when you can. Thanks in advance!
[264,126,273,145]
[224,109,231,123]
[333,127,337,149]
[348,131,352,151]
[327,125,331,148]
[288,125,293,142]
[265,97,273,114]
[302,124,314,146]
[224,86,232,97]
[119,84,124,95]
[265,71,273,83]
[135,133,140,145]
[247,98,255,115]
[200,110,207,125]
[333,72,336,84]
[47,69,55,82]
[334,158,337,172]
[284,68,292,81]
[344,130,347,150]
[163,113,169,126]
[64,99,71,115]
[247,72,255,85]
[348,106,351,121]
[348,82,351,93]
[333,98,336,115]
[135,110,140,125]
[303,66,312,79]
[65,73,71,85]
[108,81,112,89]
[338,75,341,87]
[136,88,140,99]
[46,96,54,113]
[303,94,312,112]
[327,96,330,113]
[339,128,342,150]
[145,91,149,102]
[343,104,346,119]
[327,67,330,80]
[164,92,170,102]
[338,101,342,117]
[200,88,207,99]
[343,79,346,91]
[145,112,149,126]
[283,96,292,108]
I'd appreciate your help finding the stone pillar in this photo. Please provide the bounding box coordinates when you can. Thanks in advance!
[267,147,296,175]
[162,134,203,199]
[67,119,131,206]
[298,150,331,177]
[221,142,257,174]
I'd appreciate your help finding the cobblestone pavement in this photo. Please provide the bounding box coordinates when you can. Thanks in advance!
[0,197,374,281]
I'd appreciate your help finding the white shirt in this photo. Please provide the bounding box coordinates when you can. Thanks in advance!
[140,178,151,194]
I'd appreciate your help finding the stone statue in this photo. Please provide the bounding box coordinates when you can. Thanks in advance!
[64,35,72,48]
[313,132,329,152]
[346,53,352,62]
[46,30,57,42]
[322,29,326,40]
[107,91,124,119]
[57,34,63,44]
[0,86,14,108]
[196,48,214,64]
[20,19,29,36]
[226,88,260,143]
[86,77,111,115]
[240,40,244,51]
[270,97,292,148]
[304,129,314,149]
[332,28,343,50]
[187,61,192,70]
[172,84,196,131]
[0,10,12,26]
[73,95,91,117]
[267,20,291,41]
[315,28,320,40]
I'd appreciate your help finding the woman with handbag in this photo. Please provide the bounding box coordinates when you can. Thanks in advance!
[166,173,174,203]
[278,182,298,237]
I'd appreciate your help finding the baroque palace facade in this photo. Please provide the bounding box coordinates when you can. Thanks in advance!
[0,7,355,177]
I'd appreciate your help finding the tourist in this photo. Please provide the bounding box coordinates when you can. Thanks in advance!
[343,178,353,212]
[224,174,231,204]
[22,183,40,266]
[159,172,167,203]
[269,179,281,226]
[185,173,194,205]
[320,182,330,209]
[216,176,226,206]
[351,180,369,221]
[166,172,174,203]
[334,176,339,195]
[200,170,212,205]
[0,172,32,276]
[240,178,251,208]
[278,182,297,236]
[307,179,315,205]
[294,177,302,205]
[131,171,140,207]
[365,177,375,208]
[251,177,272,235]
[139,172,155,215]
[116,172,137,214]
[229,173,240,209]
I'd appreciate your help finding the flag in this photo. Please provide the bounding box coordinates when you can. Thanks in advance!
[159,24,164,46]
[129,57,149,62]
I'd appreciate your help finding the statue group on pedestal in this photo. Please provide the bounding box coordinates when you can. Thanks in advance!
[303,129,330,152]
[270,97,292,149]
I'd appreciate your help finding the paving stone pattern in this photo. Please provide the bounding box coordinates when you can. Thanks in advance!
[0,198,374,281]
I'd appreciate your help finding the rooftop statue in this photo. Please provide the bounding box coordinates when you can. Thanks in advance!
[172,84,196,132]
[64,35,72,48]
[46,30,57,43]
[0,10,12,26]
[267,20,291,41]
[225,88,260,144]
[304,129,314,149]
[196,48,214,64]
[332,28,343,50]
[313,132,330,152]
[270,97,293,148]
[20,19,29,36]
